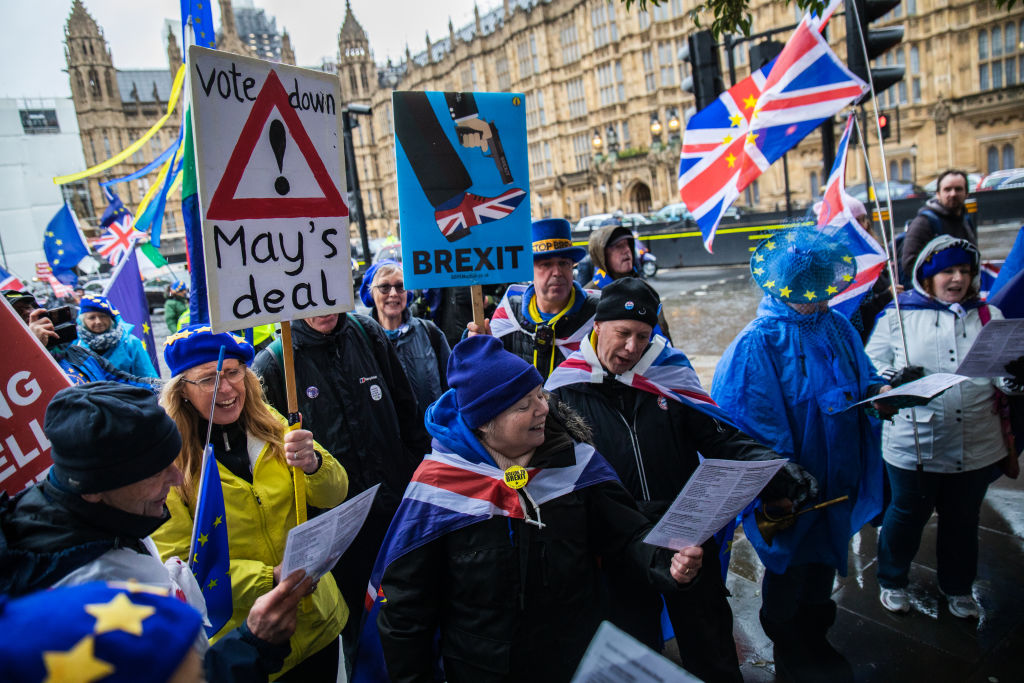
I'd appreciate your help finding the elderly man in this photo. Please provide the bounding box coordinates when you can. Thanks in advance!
[471,218,600,378]
[900,170,976,281]
[547,277,817,683]
[0,382,310,681]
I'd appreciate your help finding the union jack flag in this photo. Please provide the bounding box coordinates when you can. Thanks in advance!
[434,188,526,241]
[94,188,145,265]
[0,264,24,291]
[818,115,889,316]
[490,283,598,357]
[545,333,735,426]
[678,1,866,251]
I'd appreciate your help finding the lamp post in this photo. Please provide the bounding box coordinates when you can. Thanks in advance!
[342,104,372,268]
[910,144,918,186]
[606,125,619,154]
[667,108,681,143]
[592,129,603,151]
[650,114,662,146]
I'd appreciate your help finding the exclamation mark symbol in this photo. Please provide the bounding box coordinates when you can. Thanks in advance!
[269,119,289,195]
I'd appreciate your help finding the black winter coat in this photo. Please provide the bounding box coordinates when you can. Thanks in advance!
[376,408,680,683]
[499,290,599,379]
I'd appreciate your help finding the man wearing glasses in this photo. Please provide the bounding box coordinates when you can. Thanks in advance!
[252,308,429,663]
[469,218,599,379]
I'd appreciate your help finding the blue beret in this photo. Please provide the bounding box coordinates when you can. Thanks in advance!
[447,335,543,428]
[359,259,412,309]
[79,294,119,318]
[163,324,255,376]
[0,581,201,683]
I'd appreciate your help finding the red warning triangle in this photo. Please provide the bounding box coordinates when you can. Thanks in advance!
[206,69,348,220]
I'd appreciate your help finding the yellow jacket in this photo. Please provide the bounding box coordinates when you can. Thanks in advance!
[151,407,349,677]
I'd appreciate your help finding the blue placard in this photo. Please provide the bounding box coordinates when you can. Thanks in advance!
[395,91,532,289]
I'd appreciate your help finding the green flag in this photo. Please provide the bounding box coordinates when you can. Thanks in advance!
[139,241,169,268]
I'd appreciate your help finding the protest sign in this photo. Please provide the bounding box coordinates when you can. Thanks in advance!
[0,298,71,495]
[188,46,353,332]
[395,91,531,290]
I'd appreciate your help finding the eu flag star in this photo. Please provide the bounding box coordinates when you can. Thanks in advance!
[725,153,737,168]
[764,241,775,250]
[743,95,757,109]
[214,516,223,527]
[746,132,759,145]
[55,239,63,246]
[803,290,816,300]
[729,113,744,127]
[85,593,155,636]
[43,636,114,683]
[208,579,218,590]
[753,267,764,275]
[843,274,853,282]
[826,285,838,294]
[143,322,150,334]
[779,286,792,297]
[842,255,853,263]
[198,532,209,546]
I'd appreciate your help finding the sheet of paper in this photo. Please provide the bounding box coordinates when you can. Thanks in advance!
[956,319,1024,378]
[643,459,784,552]
[571,621,701,682]
[281,484,379,580]
[848,372,968,409]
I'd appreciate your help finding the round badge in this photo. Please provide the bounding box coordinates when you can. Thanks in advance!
[503,465,529,489]
[306,386,320,399]
[370,384,383,401]
[625,301,635,310]
[657,396,668,411]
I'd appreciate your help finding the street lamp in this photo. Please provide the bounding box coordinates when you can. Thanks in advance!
[592,129,603,150]
[910,144,918,186]
[667,108,681,142]
[606,125,619,154]
[650,113,663,143]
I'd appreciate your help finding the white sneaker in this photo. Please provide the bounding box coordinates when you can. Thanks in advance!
[879,588,910,613]
[946,594,979,619]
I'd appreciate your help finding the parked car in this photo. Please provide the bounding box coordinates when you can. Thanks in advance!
[976,168,1024,191]
[574,212,651,233]
[374,241,402,263]
[923,172,982,193]
[649,203,694,223]
[846,181,926,202]
[998,170,1024,189]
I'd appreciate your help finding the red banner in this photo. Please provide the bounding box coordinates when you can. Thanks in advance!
[0,298,71,495]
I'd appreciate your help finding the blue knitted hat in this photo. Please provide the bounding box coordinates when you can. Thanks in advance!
[532,218,587,263]
[447,335,544,428]
[79,293,119,318]
[917,245,976,280]
[163,324,255,376]
[0,581,201,683]
[359,259,413,309]
[169,280,188,294]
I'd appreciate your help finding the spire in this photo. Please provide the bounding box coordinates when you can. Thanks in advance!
[166,23,182,73]
[425,32,432,62]
[449,17,456,45]
[280,29,295,65]
[474,3,482,34]
[339,0,368,44]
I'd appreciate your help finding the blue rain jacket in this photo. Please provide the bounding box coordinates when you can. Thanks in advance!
[711,295,884,574]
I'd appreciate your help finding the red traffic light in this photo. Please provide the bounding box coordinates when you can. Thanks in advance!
[878,114,888,127]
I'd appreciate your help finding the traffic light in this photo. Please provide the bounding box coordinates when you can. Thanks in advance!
[680,30,724,112]
[878,112,891,139]
[749,40,784,72]
[845,0,905,100]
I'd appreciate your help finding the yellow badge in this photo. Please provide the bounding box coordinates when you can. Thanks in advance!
[503,465,529,489]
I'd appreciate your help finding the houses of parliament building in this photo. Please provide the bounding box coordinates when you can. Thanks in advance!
[66,0,1023,251]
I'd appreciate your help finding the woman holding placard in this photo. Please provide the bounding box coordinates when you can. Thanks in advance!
[152,325,349,681]
[866,236,1020,619]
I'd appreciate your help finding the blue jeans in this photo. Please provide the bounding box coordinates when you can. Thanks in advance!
[876,463,992,595]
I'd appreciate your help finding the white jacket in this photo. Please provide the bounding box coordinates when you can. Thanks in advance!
[866,235,1013,473]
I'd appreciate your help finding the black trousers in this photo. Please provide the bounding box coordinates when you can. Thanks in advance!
[393,91,471,207]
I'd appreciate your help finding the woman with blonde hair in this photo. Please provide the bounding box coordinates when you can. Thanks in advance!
[152,325,349,682]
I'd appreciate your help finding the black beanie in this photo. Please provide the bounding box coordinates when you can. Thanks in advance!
[44,382,182,494]
[595,277,660,328]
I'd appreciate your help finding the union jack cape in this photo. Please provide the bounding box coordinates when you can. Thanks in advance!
[818,115,889,317]
[545,333,734,426]
[351,436,618,682]
[678,0,866,251]
[490,283,599,358]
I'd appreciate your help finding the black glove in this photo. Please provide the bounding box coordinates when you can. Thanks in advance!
[1005,356,1024,388]
[762,461,820,509]
[889,365,925,387]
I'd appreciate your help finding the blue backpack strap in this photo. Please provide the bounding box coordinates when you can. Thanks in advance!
[918,208,942,238]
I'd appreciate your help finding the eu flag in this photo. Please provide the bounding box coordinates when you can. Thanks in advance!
[189,446,232,637]
[103,248,160,376]
[42,204,90,285]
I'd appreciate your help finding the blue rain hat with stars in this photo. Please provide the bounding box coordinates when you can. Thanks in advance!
[0,581,202,683]
[750,226,858,304]
[79,293,119,318]
[163,324,255,376]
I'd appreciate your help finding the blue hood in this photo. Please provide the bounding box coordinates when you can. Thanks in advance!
[424,389,498,466]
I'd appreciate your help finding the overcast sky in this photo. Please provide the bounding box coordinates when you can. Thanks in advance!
[1,0,486,99]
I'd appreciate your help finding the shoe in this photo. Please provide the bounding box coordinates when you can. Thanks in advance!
[946,594,979,619]
[879,588,910,613]
[434,188,527,242]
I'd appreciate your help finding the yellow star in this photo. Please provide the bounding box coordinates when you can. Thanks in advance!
[142,322,150,334]
[779,286,792,297]
[55,239,63,246]
[729,113,744,126]
[722,134,733,144]
[198,532,209,546]
[843,274,853,282]
[43,636,114,683]
[214,516,223,527]
[192,552,199,564]
[786,232,797,242]
[58,249,64,255]
[208,578,218,589]
[764,240,775,250]
[743,94,757,109]
[842,255,853,263]
[85,593,155,636]
[46,231,54,237]
[826,285,839,294]
[726,153,737,168]
[764,280,776,289]
[753,267,765,276]
[803,290,816,300]
[746,132,759,145]
[754,253,765,263]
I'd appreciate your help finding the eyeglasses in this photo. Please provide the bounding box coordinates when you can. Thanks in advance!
[182,366,246,392]
[374,283,405,294]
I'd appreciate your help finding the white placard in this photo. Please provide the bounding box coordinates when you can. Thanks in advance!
[189,46,353,332]
[956,319,1024,378]
[571,621,700,682]
[848,372,969,409]
[644,459,785,551]
[280,484,379,581]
